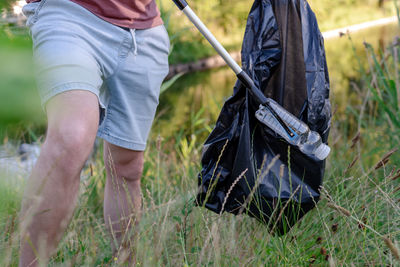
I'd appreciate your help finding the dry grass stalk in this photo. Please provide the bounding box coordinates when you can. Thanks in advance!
[390,170,400,181]
[211,139,229,180]
[320,186,333,202]
[327,202,351,217]
[220,168,248,215]
[156,134,164,151]
[350,132,361,149]
[145,188,156,211]
[198,222,213,265]
[89,163,94,176]
[203,139,230,204]
[344,155,359,173]
[156,199,172,255]
[383,236,400,261]
[210,222,220,265]
[279,164,285,178]
[374,158,390,170]
[389,167,396,177]
[328,255,336,267]
[394,186,400,194]
[331,104,338,117]
[374,148,398,170]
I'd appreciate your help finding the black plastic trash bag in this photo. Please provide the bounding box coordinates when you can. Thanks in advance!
[196,0,331,234]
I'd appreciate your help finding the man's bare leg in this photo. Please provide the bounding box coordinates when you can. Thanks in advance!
[19,91,99,267]
[103,142,143,264]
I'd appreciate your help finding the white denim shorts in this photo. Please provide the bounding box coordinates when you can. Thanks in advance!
[23,0,170,151]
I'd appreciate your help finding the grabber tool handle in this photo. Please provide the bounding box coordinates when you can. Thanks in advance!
[172,0,268,105]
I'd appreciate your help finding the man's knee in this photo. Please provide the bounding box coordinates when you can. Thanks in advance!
[42,91,100,172]
[44,122,97,172]
[48,121,96,153]
[104,143,144,184]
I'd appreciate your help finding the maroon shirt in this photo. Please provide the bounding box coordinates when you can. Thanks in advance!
[26,0,163,29]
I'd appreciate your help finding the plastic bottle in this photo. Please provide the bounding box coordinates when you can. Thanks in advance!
[255,99,330,160]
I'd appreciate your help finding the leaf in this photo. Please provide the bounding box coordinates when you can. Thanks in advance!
[172,215,182,224]
[388,79,399,112]
[160,73,184,95]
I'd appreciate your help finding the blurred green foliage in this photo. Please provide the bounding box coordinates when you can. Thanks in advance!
[0,30,45,141]
[0,0,15,10]
[309,0,394,30]
[161,0,395,64]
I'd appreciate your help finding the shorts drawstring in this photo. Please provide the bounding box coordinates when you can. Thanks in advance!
[130,29,137,56]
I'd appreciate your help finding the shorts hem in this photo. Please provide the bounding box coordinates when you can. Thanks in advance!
[97,131,146,151]
[40,82,104,110]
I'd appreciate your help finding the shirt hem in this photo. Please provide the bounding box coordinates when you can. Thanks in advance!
[69,0,164,29]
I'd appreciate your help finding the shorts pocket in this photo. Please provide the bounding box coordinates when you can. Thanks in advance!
[22,0,47,28]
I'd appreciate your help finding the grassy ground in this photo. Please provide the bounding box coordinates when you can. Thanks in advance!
[0,31,399,266]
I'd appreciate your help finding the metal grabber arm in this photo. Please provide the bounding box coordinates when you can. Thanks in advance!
[172,0,268,106]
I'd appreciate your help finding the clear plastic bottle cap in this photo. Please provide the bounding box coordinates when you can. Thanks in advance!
[314,143,331,160]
